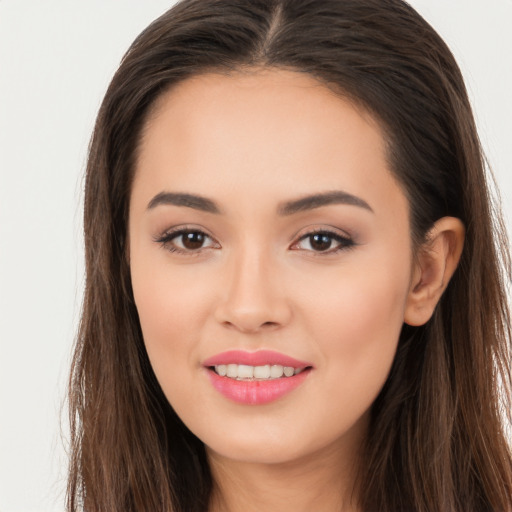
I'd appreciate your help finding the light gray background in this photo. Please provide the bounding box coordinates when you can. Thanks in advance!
[0,1,510,511]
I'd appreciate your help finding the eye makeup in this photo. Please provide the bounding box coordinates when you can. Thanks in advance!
[153,225,356,257]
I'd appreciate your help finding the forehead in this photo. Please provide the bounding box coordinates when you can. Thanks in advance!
[133,68,408,225]
[146,67,370,120]
[142,68,379,151]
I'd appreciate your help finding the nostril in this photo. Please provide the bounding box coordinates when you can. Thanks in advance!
[220,319,281,333]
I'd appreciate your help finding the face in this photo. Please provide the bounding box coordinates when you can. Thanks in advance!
[129,69,416,466]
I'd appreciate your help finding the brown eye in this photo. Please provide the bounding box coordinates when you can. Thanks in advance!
[309,233,333,251]
[293,230,354,254]
[156,228,219,254]
[180,231,206,250]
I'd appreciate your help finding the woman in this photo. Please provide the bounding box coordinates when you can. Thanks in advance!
[68,0,512,510]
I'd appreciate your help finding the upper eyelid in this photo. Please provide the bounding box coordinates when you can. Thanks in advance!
[155,225,216,241]
[154,228,219,256]
[154,226,354,258]
[291,229,354,249]
[292,225,353,242]
[155,225,351,242]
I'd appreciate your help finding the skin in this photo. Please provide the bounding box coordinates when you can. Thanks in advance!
[128,69,464,512]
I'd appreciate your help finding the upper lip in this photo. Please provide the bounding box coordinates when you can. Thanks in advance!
[203,350,312,368]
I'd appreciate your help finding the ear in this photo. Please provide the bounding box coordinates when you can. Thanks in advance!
[404,217,465,326]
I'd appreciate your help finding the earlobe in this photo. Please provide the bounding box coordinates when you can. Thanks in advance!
[404,217,465,326]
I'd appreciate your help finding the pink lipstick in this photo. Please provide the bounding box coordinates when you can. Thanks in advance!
[203,350,312,405]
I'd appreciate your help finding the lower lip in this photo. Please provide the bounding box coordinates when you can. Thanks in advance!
[206,368,311,405]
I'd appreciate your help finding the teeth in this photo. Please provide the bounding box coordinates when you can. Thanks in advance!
[237,364,254,379]
[226,364,238,378]
[253,364,270,379]
[270,365,284,378]
[283,366,294,377]
[214,364,305,380]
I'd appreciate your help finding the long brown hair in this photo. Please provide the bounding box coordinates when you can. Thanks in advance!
[68,1,512,510]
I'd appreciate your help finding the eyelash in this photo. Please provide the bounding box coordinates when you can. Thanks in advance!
[154,227,355,257]
[291,229,355,254]
[154,227,219,257]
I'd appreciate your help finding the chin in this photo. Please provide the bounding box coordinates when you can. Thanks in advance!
[208,438,306,465]
[196,413,368,468]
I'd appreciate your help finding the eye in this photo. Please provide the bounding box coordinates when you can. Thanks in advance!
[155,228,220,254]
[291,230,355,254]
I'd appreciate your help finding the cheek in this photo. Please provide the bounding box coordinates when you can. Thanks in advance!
[130,256,215,379]
[297,255,410,416]
[322,273,406,352]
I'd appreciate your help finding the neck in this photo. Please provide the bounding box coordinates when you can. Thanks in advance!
[207,433,364,512]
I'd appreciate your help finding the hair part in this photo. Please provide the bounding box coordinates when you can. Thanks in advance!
[68,1,512,510]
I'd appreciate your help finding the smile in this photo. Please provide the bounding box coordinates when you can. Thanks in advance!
[213,364,305,380]
[203,350,313,405]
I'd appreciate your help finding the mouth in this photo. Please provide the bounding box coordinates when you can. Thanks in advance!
[203,350,313,405]
[210,363,308,380]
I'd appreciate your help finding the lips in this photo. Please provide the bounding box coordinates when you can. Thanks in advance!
[203,350,313,405]
[203,350,311,368]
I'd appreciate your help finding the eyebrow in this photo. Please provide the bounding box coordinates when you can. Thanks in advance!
[277,190,373,215]
[146,190,373,215]
[147,192,221,214]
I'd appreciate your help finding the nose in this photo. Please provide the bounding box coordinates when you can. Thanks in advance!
[214,245,292,333]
